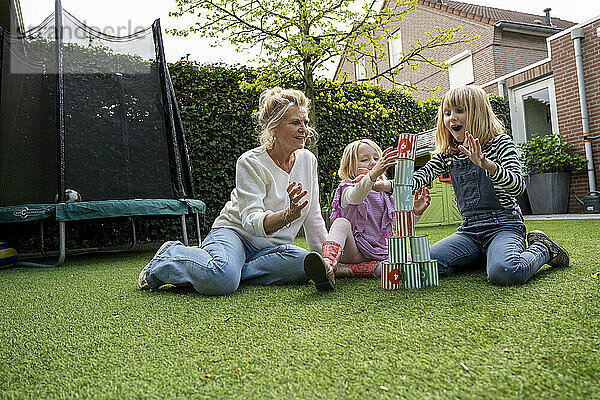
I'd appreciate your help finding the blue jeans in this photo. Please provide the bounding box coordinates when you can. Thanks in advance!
[430,210,550,285]
[145,227,309,295]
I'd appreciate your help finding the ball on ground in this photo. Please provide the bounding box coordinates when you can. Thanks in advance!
[0,242,17,269]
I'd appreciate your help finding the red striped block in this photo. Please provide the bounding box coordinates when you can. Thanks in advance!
[394,211,415,237]
[397,133,418,160]
[381,261,402,289]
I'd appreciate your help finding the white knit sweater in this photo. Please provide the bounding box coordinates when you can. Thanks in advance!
[212,146,327,252]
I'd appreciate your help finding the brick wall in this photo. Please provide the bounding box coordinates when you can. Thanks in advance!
[335,0,551,100]
[550,20,600,212]
[486,19,600,213]
[493,30,549,78]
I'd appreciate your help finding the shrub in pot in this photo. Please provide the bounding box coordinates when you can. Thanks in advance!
[518,134,587,214]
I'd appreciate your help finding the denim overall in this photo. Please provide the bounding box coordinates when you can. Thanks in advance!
[429,157,550,285]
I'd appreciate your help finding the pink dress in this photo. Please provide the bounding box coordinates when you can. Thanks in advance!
[330,181,395,260]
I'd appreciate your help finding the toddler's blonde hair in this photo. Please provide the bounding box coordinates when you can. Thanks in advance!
[435,85,504,154]
[338,139,387,181]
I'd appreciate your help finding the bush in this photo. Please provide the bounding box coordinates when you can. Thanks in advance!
[170,64,439,224]
[314,80,438,210]
[488,94,512,136]
[6,61,513,252]
[518,134,587,174]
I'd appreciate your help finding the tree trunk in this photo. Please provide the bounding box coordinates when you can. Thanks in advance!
[303,58,318,156]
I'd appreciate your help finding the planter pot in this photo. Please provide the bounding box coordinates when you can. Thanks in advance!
[527,172,571,214]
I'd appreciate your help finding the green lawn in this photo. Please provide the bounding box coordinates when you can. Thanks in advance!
[0,220,598,399]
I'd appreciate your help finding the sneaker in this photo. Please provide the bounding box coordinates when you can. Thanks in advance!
[303,252,335,292]
[137,241,177,290]
[527,230,570,268]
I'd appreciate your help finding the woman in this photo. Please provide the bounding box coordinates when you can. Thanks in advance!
[137,87,327,295]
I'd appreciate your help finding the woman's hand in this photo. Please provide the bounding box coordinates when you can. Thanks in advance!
[458,131,497,175]
[413,187,431,216]
[286,181,308,222]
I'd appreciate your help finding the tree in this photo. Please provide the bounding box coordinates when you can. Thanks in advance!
[169,0,472,128]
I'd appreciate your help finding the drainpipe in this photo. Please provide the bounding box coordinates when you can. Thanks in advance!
[571,27,597,192]
[497,80,505,98]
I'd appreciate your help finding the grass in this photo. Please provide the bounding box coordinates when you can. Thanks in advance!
[0,220,599,399]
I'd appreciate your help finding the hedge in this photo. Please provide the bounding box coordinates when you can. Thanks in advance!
[5,60,511,253]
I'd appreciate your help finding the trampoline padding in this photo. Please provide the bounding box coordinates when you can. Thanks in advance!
[55,199,198,222]
[0,204,56,223]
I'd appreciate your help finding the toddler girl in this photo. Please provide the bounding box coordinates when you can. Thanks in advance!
[304,139,430,291]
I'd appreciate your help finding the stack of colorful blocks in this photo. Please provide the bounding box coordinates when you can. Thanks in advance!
[381,133,440,289]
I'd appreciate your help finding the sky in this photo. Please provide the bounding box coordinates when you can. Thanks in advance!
[18,0,599,79]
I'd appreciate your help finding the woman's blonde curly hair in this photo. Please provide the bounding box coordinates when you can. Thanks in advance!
[255,87,317,149]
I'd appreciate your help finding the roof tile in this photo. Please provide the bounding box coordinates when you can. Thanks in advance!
[420,0,577,29]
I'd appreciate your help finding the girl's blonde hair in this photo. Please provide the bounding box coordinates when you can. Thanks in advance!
[338,139,387,181]
[435,85,504,154]
[255,87,316,149]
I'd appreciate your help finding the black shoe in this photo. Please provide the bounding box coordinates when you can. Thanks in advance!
[527,230,570,268]
[303,252,335,292]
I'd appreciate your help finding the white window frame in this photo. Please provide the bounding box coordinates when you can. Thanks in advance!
[355,58,367,80]
[446,50,474,89]
[388,30,403,69]
[509,77,559,146]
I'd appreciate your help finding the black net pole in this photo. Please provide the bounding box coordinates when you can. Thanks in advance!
[152,19,185,199]
[55,0,65,200]
[166,65,195,198]
[0,27,4,122]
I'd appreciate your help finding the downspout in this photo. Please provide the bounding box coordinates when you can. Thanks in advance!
[497,80,505,98]
[571,27,597,192]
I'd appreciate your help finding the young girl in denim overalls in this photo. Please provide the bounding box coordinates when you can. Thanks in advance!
[412,86,569,285]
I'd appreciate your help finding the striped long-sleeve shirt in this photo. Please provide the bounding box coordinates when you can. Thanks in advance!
[412,134,525,210]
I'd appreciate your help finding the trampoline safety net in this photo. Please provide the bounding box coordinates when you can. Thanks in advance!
[0,9,194,207]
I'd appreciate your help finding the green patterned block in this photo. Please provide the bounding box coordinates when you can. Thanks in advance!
[419,260,439,287]
[402,262,422,289]
[393,185,413,211]
[394,160,415,186]
[409,235,430,262]
[387,236,408,263]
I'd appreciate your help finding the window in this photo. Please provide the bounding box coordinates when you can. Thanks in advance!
[355,58,366,80]
[509,77,558,145]
[388,31,403,69]
[446,50,474,89]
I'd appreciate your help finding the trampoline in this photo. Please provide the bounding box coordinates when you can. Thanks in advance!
[0,5,205,266]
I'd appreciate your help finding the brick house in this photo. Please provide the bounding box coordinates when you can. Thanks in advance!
[334,0,575,100]
[481,16,600,213]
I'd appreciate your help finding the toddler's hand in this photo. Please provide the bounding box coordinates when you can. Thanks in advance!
[413,187,431,216]
[370,147,398,181]
[372,180,390,192]
[351,167,370,183]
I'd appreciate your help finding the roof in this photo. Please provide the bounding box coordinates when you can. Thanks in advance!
[418,0,576,29]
